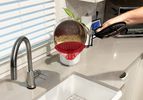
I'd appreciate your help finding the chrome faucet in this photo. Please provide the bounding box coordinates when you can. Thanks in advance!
[10,36,36,89]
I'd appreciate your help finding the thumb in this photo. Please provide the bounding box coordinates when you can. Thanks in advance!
[96,27,103,32]
[96,22,111,32]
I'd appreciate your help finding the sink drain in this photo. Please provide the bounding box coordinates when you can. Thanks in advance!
[66,94,87,100]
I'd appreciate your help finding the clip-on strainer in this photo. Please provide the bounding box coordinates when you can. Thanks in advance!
[55,42,85,60]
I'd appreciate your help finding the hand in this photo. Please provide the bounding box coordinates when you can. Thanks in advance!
[96,19,115,32]
[96,21,111,32]
[96,15,125,32]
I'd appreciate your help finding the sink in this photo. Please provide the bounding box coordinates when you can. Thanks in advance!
[37,74,122,100]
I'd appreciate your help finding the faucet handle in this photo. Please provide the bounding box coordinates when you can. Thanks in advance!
[34,70,48,80]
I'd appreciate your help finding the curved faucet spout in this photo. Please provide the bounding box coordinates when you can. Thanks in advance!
[10,36,36,89]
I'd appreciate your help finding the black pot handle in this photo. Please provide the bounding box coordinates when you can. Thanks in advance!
[93,22,128,38]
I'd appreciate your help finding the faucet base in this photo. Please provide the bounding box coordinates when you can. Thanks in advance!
[26,71,36,89]
[27,86,36,89]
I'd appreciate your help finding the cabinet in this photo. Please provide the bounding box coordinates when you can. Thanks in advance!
[120,54,143,100]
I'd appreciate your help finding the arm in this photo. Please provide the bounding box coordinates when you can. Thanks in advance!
[97,7,143,32]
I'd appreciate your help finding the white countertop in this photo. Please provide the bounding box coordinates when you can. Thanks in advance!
[1,37,143,100]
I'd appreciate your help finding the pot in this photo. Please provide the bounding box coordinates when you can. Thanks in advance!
[54,20,88,66]
[54,20,88,45]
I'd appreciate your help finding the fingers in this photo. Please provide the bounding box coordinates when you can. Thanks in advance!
[96,25,106,32]
[96,22,111,32]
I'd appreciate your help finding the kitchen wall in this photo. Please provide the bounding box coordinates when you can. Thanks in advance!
[55,0,68,21]
[55,0,105,22]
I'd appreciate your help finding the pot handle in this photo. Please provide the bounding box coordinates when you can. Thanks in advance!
[94,22,128,38]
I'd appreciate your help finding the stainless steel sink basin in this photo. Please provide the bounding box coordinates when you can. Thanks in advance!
[37,74,122,100]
